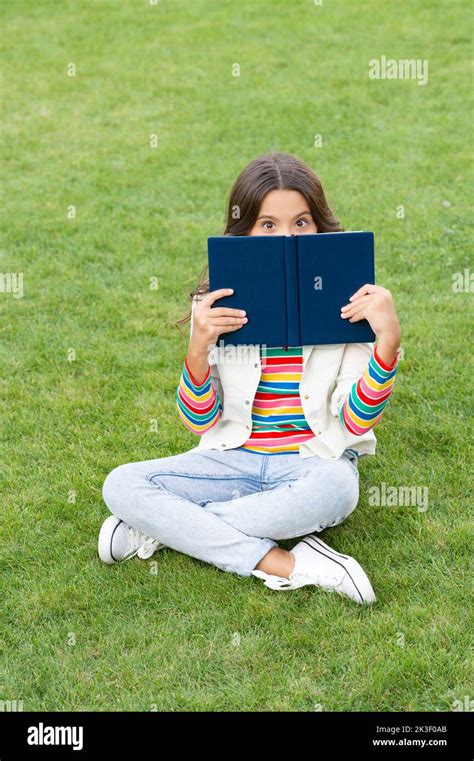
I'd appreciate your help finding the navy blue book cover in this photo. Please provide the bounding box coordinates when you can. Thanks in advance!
[207,232,376,347]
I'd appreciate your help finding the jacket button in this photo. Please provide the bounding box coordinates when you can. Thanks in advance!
[220,443,226,448]
[303,394,309,400]
[246,425,250,430]
[254,363,258,368]
[245,400,250,404]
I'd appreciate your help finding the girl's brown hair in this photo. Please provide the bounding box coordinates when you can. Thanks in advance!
[174,151,343,332]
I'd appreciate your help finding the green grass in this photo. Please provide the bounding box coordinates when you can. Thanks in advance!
[1,0,472,711]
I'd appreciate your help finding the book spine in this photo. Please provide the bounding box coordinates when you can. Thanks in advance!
[295,235,301,345]
[284,236,300,346]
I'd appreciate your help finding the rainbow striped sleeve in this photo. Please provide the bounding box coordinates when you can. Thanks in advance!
[175,355,222,435]
[340,344,400,435]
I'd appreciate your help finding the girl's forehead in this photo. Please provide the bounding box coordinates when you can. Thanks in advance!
[258,189,310,215]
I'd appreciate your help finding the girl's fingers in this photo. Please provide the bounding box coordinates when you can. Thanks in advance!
[211,316,248,324]
[214,322,247,333]
[347,307,368,322]
[206,288,235,306]
[349,284,377,301]
[223,324,245,331]
[210,307,247,318]
[341,294,373,312]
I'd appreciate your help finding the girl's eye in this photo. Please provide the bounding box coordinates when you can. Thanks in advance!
[261,221,274,229]
[296,218,308,227]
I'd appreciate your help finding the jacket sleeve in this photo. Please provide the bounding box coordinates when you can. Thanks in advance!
[331,342,401,436]
[175,298,223,434]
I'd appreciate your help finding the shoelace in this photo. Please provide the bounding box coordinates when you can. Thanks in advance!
[263,571,344,591]
[127,526,160,559]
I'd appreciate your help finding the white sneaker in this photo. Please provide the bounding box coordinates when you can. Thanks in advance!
[98,515,166,565]
[252,533,376,605]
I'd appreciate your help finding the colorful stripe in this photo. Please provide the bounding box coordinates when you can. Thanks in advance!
[175,356,222,434]
[340,345,400,435]
[235,346,314,454]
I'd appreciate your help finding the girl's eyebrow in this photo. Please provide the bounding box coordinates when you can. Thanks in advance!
[256,210,312,221]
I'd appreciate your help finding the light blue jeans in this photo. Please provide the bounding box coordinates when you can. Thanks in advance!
[101,447,360,577]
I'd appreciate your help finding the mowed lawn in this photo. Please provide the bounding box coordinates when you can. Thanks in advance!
[1,0,472,711]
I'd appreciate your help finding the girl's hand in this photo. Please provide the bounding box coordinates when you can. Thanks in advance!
[340,284,401,364]
[190,288,248,352]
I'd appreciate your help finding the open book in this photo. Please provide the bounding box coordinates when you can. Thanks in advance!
[207,231,376,347]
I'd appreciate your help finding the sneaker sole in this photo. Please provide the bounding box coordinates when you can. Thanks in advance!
[98,516,127,564]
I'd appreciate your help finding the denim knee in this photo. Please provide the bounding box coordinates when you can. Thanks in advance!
[328,477,360,527]
[102,463,133,513]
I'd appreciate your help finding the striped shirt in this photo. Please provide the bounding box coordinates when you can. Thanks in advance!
[176,345,399,454]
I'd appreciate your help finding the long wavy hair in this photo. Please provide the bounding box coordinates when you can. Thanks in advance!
[174,151,343,333]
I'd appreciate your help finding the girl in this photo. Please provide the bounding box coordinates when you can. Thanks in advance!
[98,152,401,605]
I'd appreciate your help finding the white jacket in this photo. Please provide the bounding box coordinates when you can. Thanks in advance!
[185,298,377,460]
